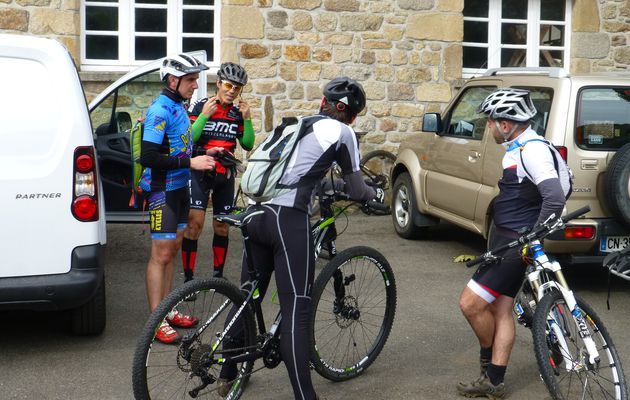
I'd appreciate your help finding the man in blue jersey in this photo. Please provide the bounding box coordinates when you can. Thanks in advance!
[140,54,219,344]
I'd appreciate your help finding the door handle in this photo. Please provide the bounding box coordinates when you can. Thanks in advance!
[468,151,481,162]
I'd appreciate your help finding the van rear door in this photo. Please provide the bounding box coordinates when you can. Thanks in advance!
[0,35,102,278]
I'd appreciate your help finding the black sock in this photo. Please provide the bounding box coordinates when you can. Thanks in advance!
[182,238,198,281]
[212,234,229,277]
[480,346,492,365]
[486,363,507,386]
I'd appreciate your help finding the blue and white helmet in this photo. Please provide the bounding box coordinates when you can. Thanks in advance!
[160,54,209,81]
[477,88,537,122]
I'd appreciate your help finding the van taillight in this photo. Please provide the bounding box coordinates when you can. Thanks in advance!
[72,146,99,222]
[564,226,595,240]
[555,146,568,161]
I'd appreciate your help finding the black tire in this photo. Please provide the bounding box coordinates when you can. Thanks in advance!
[391,172,428,239]
[360,150,396,214]
[132,278,256,400]
[604,142,630,227]
[70,274,106,336]
[532,290,628,400]
[310,246,397,381]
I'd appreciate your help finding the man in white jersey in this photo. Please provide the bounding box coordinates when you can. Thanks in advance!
[457,88,569,399]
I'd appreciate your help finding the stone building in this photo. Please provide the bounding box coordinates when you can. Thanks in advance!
[0,0,627,152]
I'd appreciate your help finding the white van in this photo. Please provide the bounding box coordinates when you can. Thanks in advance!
[0,34,106,335]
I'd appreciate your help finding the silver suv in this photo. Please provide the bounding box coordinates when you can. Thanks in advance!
[391,67,630,265]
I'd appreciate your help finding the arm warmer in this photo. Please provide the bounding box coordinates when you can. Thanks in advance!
[140,140,191,169]
[238,119,255,151]
[343,170,376,202]
[191,114,208,143]
[535,177,566,226]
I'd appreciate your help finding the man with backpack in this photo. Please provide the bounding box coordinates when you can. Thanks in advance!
[457,88,571,399]
[217,77,384,400]
[181,62,254,283]
[139,54,221,344]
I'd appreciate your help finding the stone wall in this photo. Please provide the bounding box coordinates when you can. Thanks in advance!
[0,0,80,61]
[571,0,630,73]
[223,0,464,153]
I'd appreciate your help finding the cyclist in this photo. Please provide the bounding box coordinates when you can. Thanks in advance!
[140,54,221,344]
[218,77,384,399]
[457,88,570,398]
[181,62,254,282]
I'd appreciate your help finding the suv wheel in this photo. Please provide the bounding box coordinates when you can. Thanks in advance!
[604,142,630,227]
[392,172,427,239]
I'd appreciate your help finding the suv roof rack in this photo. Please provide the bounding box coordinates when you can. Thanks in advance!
[483,67,569,78]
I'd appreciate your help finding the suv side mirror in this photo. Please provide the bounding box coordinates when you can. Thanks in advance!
[422,113,443,133]
[115,111,132,133]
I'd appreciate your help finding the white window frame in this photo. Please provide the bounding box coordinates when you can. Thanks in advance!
[463,0,571,78]
[80,0,221,72]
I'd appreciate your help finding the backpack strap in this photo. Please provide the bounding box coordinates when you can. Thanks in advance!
[518,138,572,199]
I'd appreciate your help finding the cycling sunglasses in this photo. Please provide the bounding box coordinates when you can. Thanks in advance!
[220,80,243,93]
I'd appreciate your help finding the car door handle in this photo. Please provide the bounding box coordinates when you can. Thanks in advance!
[468,151,481,162]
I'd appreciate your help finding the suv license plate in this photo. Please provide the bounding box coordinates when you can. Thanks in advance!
[600,236,630,253]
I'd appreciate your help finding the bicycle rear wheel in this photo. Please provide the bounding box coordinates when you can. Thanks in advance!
[132,278,257,400]
[532,290,627,400]
[360,150,396,211]
[310,246,397,381]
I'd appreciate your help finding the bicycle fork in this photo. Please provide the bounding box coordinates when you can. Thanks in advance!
[527,259,601,371]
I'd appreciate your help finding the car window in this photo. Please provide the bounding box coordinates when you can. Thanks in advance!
[514,86,553,136]
[576,87,630,150]
[91,69,162,137]
[444,86,496,140]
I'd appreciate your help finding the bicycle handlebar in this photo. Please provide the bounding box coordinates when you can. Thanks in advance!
[465,205,591,268]
[318,191,390,215]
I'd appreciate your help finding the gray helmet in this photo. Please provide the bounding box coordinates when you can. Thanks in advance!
[217,62,248,86]
[323,76,366,114]
[160,54,209,80]
[477,88,537,122]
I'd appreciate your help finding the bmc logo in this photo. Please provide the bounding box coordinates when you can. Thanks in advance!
[207,121,238,134]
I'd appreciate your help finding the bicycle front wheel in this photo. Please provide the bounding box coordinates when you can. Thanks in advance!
[360,150,396,211]
[310,246,397,381]
[532,290,627,400]
[132,278,257,400]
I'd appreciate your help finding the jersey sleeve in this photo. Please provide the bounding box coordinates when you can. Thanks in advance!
[336,125,362,176]
[143,106,168,145]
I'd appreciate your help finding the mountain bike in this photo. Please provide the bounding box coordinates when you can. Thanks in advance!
[132,192,397,399]
[466,206,628,400]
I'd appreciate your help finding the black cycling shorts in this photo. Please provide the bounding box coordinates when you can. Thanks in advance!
[469,226,526,301]
[189,170,234,215]
[147,187,189,240]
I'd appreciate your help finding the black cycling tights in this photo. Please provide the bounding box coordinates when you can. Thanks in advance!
[221,204,317,400]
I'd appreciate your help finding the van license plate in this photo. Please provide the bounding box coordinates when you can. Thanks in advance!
[600,236,630,253]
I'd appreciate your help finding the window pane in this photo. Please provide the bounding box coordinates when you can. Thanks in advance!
[135,37,167,60]
[464,20,488,43]
[463,46,488,69]
[502,0,527,19]
[86,6,118,31]
[447,86,496,139]
[540,25,564,46]
[183,9,214,34]
[502,23,527,44]
[541,0,565,21]
[501,49,526,67]
[463,0,488,17]
[136,8,167,32]
[539,50,564,67]
[577,88,630,150]
[86,35,119,59]
[136,0,167,4]
[183,38,214,57]
[184,0,213,4]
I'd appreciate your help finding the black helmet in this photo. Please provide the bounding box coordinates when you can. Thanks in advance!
[323,77,366,114]
[217,62,248,86]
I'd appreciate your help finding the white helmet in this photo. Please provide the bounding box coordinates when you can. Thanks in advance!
[477,88,537,122]
[160,54,209,81]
